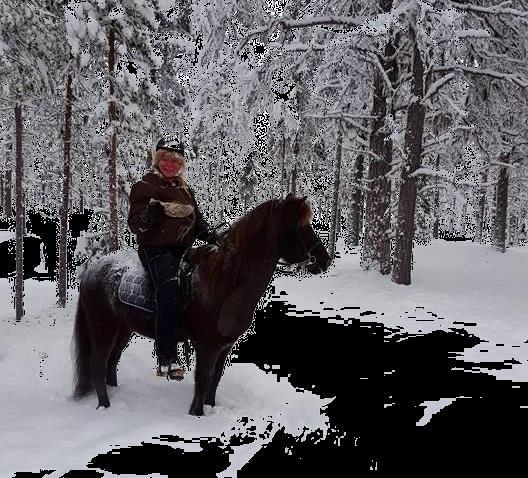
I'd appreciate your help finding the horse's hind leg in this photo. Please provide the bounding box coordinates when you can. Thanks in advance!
[91,341,113,408]
[88,321,120,408]
[107,328,131,387]
[205,345,233,407]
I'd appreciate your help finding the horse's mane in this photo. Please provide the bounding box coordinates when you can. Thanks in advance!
[191,199,279,296]
[226,199,279,254]
[223,196,311,250]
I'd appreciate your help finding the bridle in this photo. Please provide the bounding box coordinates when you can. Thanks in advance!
[276,225,323,274]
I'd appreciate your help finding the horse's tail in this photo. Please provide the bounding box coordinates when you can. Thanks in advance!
[72,298,93,399]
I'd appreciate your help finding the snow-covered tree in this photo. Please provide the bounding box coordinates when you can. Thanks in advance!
[65,0,164,252]
[0,0,69,318]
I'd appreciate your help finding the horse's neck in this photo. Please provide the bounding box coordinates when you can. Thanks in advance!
[243,251,277,296]
[230,223,279,300]
[215,247,277,336]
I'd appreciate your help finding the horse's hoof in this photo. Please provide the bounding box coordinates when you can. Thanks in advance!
[97,401,110,409]
[189,405,204,416]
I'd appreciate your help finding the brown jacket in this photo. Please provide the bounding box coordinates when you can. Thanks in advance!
[128,169,210,248]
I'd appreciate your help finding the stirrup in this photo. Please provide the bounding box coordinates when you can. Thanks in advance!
[157,362,185,381]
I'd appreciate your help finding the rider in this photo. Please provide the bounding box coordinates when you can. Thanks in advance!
[128,138,219,380]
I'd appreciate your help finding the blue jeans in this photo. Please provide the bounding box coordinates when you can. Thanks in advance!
[138,245,185,365]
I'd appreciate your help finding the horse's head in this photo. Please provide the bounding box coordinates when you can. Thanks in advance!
[276,195,332,274]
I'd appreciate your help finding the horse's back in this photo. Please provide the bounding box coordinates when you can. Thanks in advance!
[80,249,141,299]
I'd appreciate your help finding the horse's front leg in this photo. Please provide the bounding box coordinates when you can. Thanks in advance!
[205,345,232,407]
[189,345,219,416]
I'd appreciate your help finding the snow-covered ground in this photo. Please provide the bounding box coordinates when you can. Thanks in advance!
[1,239,526,476]
[275,239,528,381]
[0,283,330,477]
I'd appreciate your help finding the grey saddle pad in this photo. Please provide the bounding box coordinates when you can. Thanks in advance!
[118,268,154,313]
[117,252,195,313]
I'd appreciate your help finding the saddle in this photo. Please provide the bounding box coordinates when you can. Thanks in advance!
[117,251,195,314]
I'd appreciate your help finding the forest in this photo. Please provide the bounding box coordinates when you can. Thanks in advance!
[1,0,527,320]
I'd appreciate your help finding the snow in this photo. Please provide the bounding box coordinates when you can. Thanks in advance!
[159,0,177,12]
[0,231,15,242]
[1,239,527,475]
[0,277,330,476]
[0,231,40,242]
[416,397,462,426]
[274,239,528,383]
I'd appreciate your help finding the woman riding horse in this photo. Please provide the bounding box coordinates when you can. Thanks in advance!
[74,193,331,415]
[128,138,219,380]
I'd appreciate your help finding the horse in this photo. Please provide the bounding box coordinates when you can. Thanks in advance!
[72,195,332,416]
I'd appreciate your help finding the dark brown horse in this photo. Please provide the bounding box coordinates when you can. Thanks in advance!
[72,195,331,416]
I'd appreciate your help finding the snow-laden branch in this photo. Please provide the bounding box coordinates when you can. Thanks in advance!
[306,111,376,120]
[455,28,492,39]
[276,41,325,52]
[423,72,457,102]
[369,52,395,102]
[452,2,528,18]
[343,133,370,148]
[411,167,454,180]
[342,145,380,161]
[490,159,515,168]
[306,111,372,134]
[433,65,528,87]
[238,15,364,53]
[417,184,449,194]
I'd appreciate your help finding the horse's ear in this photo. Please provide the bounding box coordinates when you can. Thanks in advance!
[298,196,312,226]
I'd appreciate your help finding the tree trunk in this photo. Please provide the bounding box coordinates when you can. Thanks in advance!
[432,155,440,239]
[58,56,74,307]
[461,196,468,236]
[218,158,224,223]
[361,10,395,275]
[280,133,286,199]
[4,168,12,217]
[448,195,455,235]
[108,27,118,252]
[474,162,489,243]
[336,202,341,236]
[0,172,3,214]
[509,214,519,247]
[392,37,425,286]
[328,124,343,259]
[4,143,12,217]
[349,154,364,246]
[290,163,297,196]
[493,153,509,253]
[15,100,24,321]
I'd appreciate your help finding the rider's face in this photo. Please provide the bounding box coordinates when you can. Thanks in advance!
[158,152,184,179]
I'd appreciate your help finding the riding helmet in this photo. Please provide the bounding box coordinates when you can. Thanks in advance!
[156,138,185,156]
